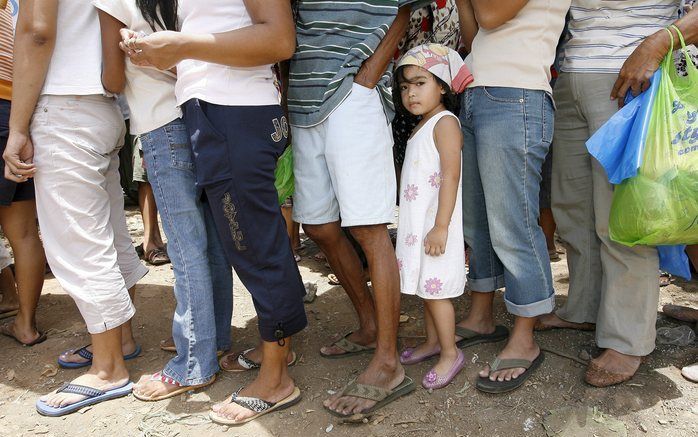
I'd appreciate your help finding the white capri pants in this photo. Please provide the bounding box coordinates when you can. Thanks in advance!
[30,95,148,334]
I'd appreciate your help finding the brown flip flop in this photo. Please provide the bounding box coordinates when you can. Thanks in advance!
[144,247,170,266]
[0,322,47,347]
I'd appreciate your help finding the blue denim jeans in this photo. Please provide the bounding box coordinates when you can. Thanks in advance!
[139,118,233,385]
[460,87,555,317]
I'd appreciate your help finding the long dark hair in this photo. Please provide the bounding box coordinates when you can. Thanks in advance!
[136,0,178,32]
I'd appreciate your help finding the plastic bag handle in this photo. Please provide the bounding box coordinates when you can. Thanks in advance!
[662,27,676,69]
[668,24,698,77]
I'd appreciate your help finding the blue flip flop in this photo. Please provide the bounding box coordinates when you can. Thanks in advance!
[36,381,133,417]
[57,344,142,369]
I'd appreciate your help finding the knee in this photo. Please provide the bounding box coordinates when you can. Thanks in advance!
[303,223,342,247]
[348,224,387,248]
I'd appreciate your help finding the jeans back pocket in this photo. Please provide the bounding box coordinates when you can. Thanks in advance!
[164,121,195,171]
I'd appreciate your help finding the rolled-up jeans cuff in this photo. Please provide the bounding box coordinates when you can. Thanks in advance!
[466,274,505,292]
[504,294,555,318]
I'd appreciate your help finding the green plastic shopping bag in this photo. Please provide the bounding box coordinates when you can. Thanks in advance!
[274,145,294,206]
[609,27,698,246]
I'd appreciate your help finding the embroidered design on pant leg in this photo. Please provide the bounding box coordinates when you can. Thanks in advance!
[222,192,247,251]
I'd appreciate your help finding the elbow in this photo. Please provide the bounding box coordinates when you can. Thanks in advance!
[474,12,505,31]
[103,80,125,95]
[274,28,297,61]
[278,40,296,61]
[102,72,126,94]
[274,39,296,62]
[27,25,56,47]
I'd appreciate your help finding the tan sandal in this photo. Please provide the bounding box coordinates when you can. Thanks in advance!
[133,372,216,402]
[210,386,302,425]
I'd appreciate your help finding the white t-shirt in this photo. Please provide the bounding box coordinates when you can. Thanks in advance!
[93,0,182,135]
[563,0,680,74]
[175,0,280,107]
[42,0,103,96]
[467,0,571,93]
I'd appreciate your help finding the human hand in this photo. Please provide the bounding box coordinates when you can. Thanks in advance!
[3,131,36,182]
[424,225,448,256]
[611,31,669,108]
[120,30,183,70]
[354,58,380,89]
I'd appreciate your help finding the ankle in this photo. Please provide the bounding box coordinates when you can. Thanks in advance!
[460,315,494,328]
[439,346,458,359]
[370,355,400,373]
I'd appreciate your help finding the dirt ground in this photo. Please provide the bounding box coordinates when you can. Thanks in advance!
[0,206,696,437]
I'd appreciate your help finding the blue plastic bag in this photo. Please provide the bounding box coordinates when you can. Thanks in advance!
[586,69,690,280]
[587,70,661,184]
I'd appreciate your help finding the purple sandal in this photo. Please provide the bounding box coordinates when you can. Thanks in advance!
[400,345,441,365]
[422,349,465,389]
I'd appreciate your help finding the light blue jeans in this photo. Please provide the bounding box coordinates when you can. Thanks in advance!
[460,87,555,317]
[139,118,233,385]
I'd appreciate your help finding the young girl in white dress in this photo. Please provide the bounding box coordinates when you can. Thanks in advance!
[394,44,473,389]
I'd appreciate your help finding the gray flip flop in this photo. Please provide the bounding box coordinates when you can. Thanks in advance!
[325,376,416,418]
[455,325,509,349]
[476,353,545,393]
[320,333,375,359]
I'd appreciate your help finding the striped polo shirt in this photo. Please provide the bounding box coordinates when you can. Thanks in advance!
[562,0,681,73]
[288,0,426,128]
[0,6,14,101]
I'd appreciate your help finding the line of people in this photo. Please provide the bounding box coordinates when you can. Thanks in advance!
[1,0,697,427]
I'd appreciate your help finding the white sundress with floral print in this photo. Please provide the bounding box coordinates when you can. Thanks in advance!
[396,110,465,300]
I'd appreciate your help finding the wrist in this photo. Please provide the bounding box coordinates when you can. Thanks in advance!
[433,223,449,231]
[8,128,29,138]
[174,33,193,63]
[650,28,673,57]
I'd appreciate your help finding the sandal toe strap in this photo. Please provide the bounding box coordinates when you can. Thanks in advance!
[57,383,105,398]
[237,349,260,370]
[76,345,93,361]
[490,357,533,372]
[333,335,370,353]
[229,386,274,413]
[340,381,390,402]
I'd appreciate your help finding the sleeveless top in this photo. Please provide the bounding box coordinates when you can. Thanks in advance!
[396,110,465,299]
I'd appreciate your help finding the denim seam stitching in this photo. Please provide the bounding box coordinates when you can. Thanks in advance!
[523,91,550,294]
[143,132,198,383]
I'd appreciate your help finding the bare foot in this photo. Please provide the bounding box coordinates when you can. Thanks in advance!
[219,345,297,371]
[133,372,213,399]
[0,320,42,345]
[59,341,138,366]
[535,313,595,331]
[662,304,698,323]
[584,349,641,387]
[40,371,129,408]
[455,316,496,342]
[323,358,404,416]
[320,329,376,357]
[479,338,540,382]
[211,375,295,422]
